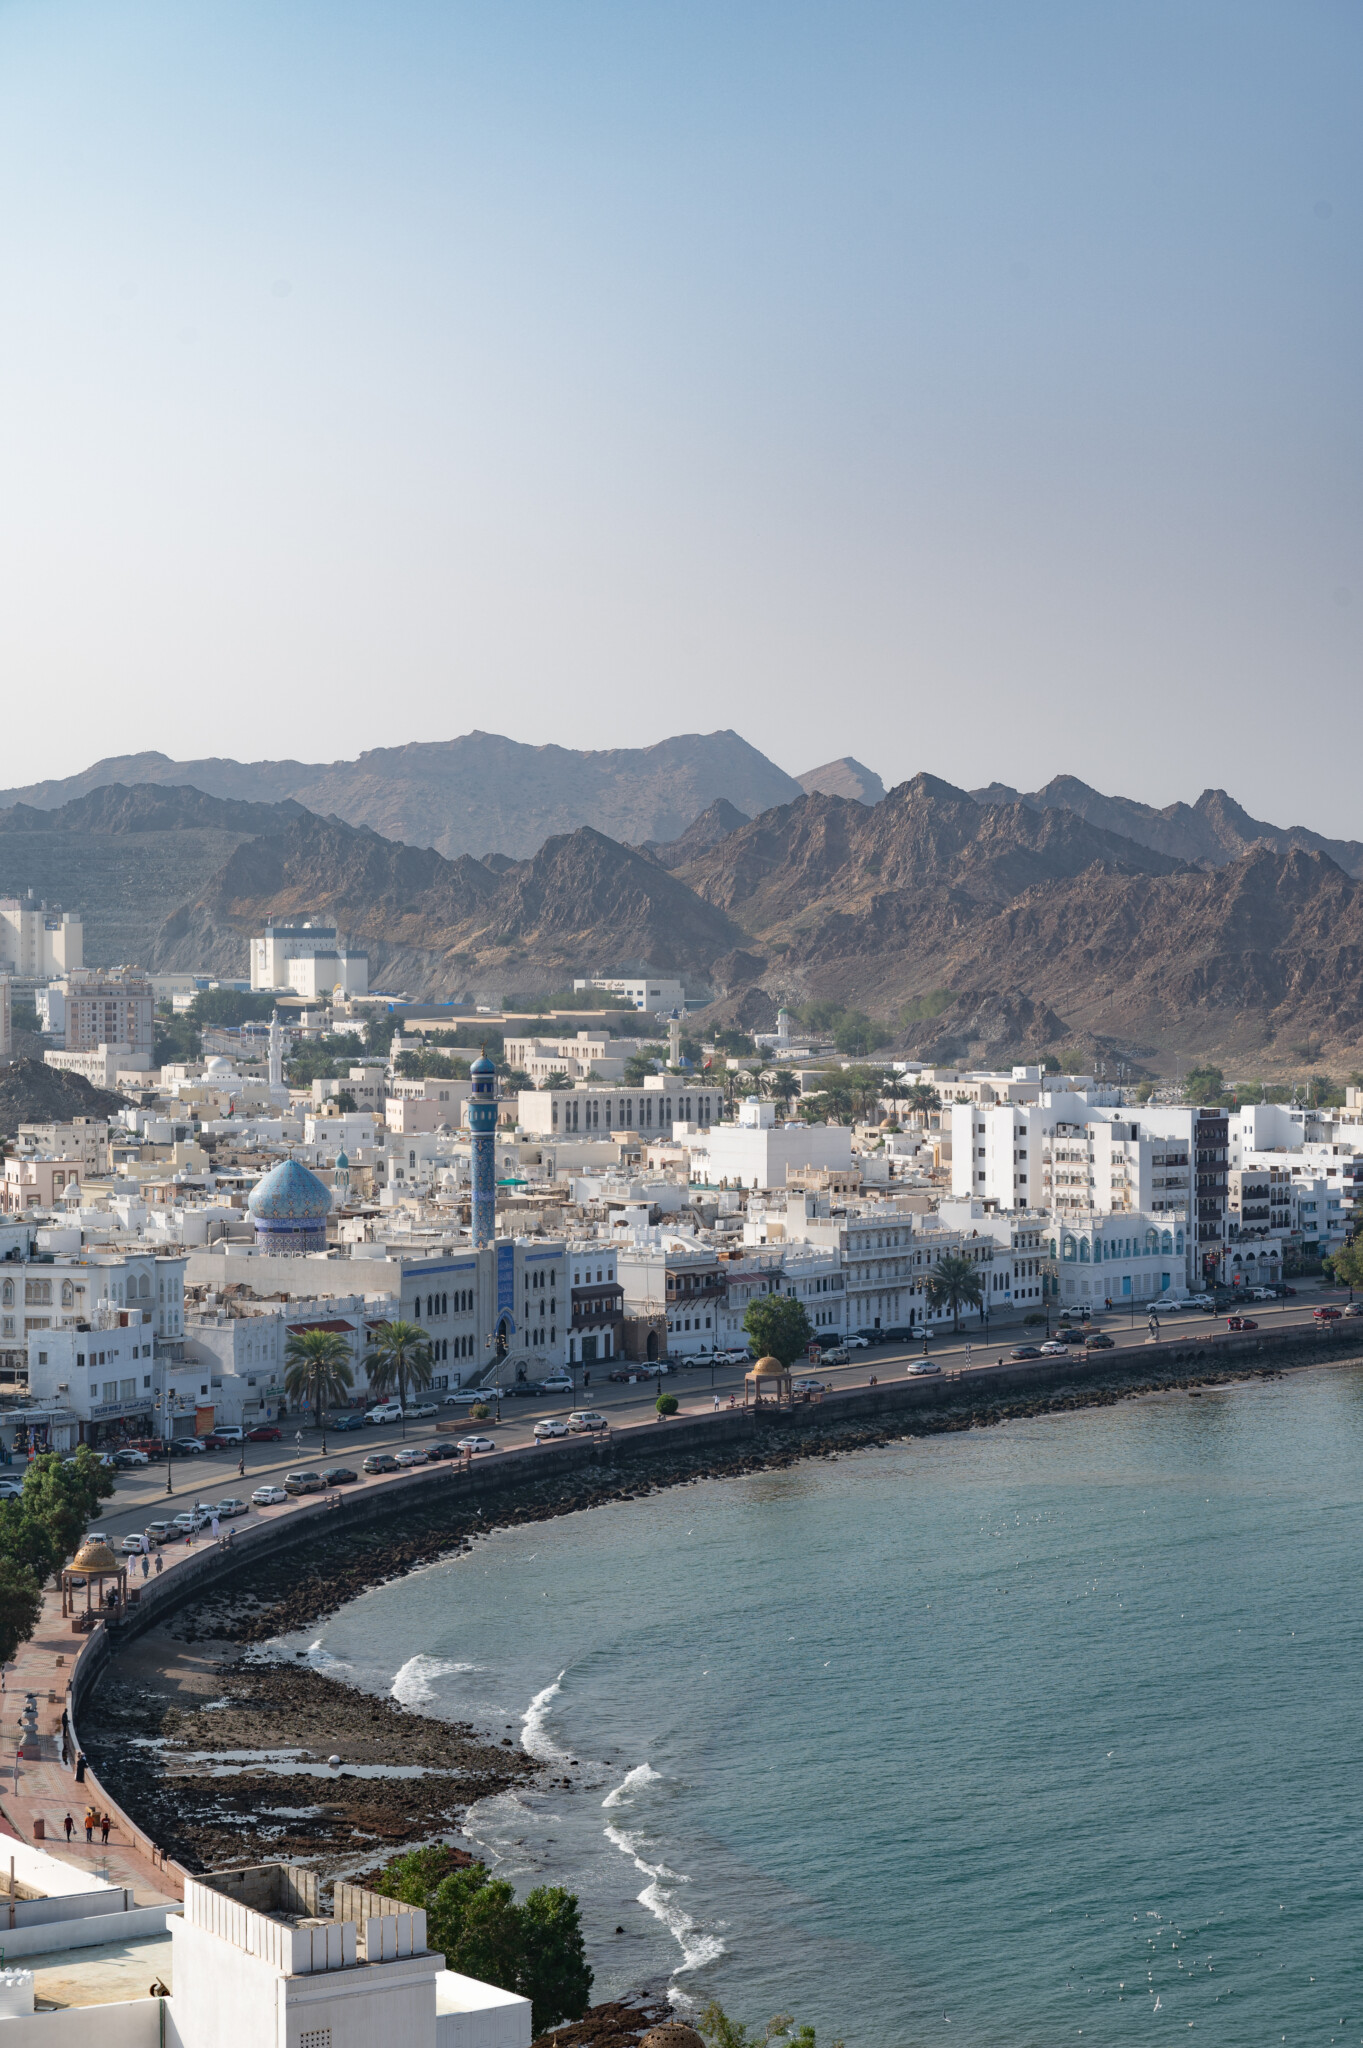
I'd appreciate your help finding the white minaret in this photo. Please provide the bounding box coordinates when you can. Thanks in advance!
[668,1009,682,1066]
[267,1010,288,1105]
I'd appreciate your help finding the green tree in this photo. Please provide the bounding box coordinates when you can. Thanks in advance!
[0,1558,44,1665]
[283,1328,355,1454]
[0,1497,61,1585]
[189,989,279,1028]
[698,2004,841,2048]
[362,1319,434,1436]
[1329,1236,1363,1295]
[624,1050,661,1087]
[393,1050,471,1081]
[1184,1064,1226,1105]
[742,1293,813,1364]
[905,1082,941,1120]
[925,1253,985,1332]
[381,1855,591,2036]
[332,1091,359,1114]
[761,1067,799,1111]
[21,1448,115,1565]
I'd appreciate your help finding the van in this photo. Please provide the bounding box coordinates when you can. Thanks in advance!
[211,1425,245,1444]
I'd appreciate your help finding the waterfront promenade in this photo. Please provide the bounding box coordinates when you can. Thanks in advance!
[0,1284,1354,1913]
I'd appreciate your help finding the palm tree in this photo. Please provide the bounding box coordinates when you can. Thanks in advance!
[282,1328,355,1456]
[362,1319,434,1438]
[906,1082,942,1123]
[924,1253,984,1333]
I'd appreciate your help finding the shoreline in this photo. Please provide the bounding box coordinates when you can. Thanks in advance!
[83,1345,1326,1873]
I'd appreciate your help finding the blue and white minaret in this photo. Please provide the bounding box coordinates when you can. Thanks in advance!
[469,1051,498,1248]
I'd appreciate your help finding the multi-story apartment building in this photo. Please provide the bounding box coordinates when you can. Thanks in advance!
[566,1243,623,1367]
[714,1243,846,1351]
[503,1033,632,1084]
[16,1118,110,1170]
[55,972,155,1070]
[617,1240,725,1357]
[1045,1212,1191,1306]
[0,897,82,977]
[3,1155,84,1213]
[781,1199,1001,1337]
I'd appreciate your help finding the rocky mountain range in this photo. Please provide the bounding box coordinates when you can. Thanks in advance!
[0,730,808,862]
[2,741,1359,1075]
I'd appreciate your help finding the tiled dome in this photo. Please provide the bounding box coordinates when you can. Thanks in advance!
[471,1052,497,1076]
[247,1158,332,1221]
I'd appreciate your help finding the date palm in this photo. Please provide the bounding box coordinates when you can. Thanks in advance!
[924,1253,984,1333]
[282,1328,355,1456]
[363,1318,434,1438]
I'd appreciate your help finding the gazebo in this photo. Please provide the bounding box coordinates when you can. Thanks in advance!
[62,1538,127,1630]
[744,1354,792,1410]
[641,2028,705,2048]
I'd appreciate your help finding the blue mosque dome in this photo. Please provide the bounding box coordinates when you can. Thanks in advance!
[248,1158,332,1222]
[470,1052,497,1077]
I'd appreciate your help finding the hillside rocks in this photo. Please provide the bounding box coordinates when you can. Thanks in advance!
[0,1058,127,1140]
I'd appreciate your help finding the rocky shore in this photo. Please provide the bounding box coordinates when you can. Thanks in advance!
[86,1354,1290,1872]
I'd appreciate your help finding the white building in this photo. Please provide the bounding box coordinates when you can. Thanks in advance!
[684,1097,852,1190]
[572,975,686,1014]
[518,1078,719,1138]
[251,919,369,998]
[0,896,82,977]
[714,1243,847,1350]
[1046,1212,1190,1306]
[617,1238,725,1357]
[59,972,155,1068]
[503,1031,632,1084]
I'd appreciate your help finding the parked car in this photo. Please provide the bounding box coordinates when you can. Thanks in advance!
[362,1452,399,1475]
[210,1425,245,1444]
[246,1426,282,1443]
[215,1497,250,1517]
[1226,1315,1258,1332]
[538,1378,573,1397]
[202,1434,236,1451]
[823,1346,851,1365]
[394,1447,429,1467]
[1342,1302,1363,1319]
[170,1437,207,1456]
[1248,1288,1276,1302]
[365,1403,403,1425]
[426,1440,462,1460]
[328,1412,365,1432]
[283,1471,325,1495]
[0,1482,22,1502]
[1084,1333,1115,1350]
[456,1435,497,1454]
[844,1335,870,1350]
[792,1377,828,1396]
[1314,1306,1343,1322]
[320,1466,358,1486]
[534,1420,570,1440]
[407,1403,438,1421]
[120,1533,147,1554]
[607,1368,638,1383]
[444,1389,485,1405]
[112,1447,149,1467]
[906,1360,941,1376]
[1039,1340,1069,1357]
[567,1411,608,1433]
[1053,1328,1085,1344]
[251,1485,288,1505]
[171,1510,208,1533]
[1009,1345,1043,1361]
[144,1521,173,1544]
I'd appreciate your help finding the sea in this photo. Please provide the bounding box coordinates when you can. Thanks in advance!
[281,1360,1363,2047]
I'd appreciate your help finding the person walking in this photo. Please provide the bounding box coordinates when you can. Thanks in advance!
[140,1532,149,1555]
[100,1814,111,1847]
[83,1809,95,1843]
[63,1811,74,1841]
[712,1392,720,1410]
[210,1513,220,1543]
[154,1552,163,1576]
[140,1553,149,1579]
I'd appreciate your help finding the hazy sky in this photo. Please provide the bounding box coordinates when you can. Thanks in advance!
[0,1,1358,830]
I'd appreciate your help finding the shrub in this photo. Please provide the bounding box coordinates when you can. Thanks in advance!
[655,1394,679,1417]
[470,1402,490,1420]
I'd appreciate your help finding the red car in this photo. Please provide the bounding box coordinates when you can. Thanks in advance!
[1313,1306,1342,1322]
[1226,1315,1258,1332]
[246,1425,283,1442]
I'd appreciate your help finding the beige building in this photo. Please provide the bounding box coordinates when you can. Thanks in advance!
[3,1156,83,1213]
[0,896,82,977]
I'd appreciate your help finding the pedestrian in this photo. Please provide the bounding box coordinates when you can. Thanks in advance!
[154,1552,163,1576]
[100,1814,111,1846]
[63,1812,74,1841]
[140,1532,149,1555]
[712,1392,720,1410]
[226,1526,235,1549]
[84,1809,94,1843]
[210,1514,220,1542]
[140,1553,149,1579]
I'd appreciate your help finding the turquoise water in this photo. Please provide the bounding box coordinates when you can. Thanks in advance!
[288,1363,1363,2047]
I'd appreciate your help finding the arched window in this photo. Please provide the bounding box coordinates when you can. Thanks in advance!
[1079,1239,1090,1263]
[1048,1238,1057,1259]
[1,1280,11,1306]
[61,1281,74,1308]
[1161,1230,1173,1254]
[1146,1229,1158,1253]
[1176,1230,1184,1254]
[140,1274,151,1299]
[1061,1235,1076,1262]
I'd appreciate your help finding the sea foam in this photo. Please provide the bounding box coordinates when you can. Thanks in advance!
[604,1821,725,1978]
[521,1671,570,1762]
[390,1655,478,1708]
[602,1762,664,1809]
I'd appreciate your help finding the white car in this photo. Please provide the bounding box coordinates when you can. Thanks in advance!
[534,1420,569,1440]
[251,1485,288,1506]
[0,1481,23,1502]
[567,1411,608,1433]
[539,1378,573,1396]
[365,1404,403,1424]
[444,1389,485,1405]
[407,1403,438,1420]
[394,1447,429,1466]
[215,1497,250,1518]
[906,1361,941,1376]
[171,1510,208,1533]
[120,1533,147,1554]
[456,1435,496,1454]
[844,1335,870,1350]
[210,1426,245,1444]
[1039,1340,1069,1357]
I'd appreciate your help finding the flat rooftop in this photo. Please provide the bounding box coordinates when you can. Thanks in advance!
[24,1932,172,2010]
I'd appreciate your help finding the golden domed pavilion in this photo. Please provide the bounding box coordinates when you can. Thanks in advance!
[62,1536,127,1627]
[640,2026,706,2048]
[744,1353,792,1409]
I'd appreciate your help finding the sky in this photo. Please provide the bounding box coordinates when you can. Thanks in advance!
[0,0,1358,831]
